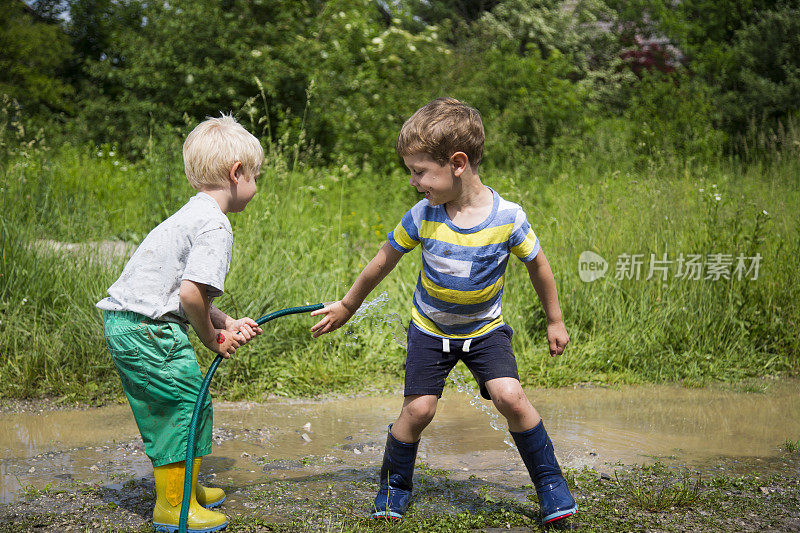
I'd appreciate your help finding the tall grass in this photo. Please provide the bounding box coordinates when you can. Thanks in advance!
[1,120,798,400]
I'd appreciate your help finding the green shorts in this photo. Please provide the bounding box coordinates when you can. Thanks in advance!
[103,310,212,467]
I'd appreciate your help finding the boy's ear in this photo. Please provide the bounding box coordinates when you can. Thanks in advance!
[229,161,243,184]
[449,152,469,177]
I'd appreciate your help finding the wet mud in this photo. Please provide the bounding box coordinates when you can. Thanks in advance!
[1,379,798,531]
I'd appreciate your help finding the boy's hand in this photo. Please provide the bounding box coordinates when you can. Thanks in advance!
[226,317,262,343]
[210,328,245,358]
[546,320,569,357]
[310,301,355,338]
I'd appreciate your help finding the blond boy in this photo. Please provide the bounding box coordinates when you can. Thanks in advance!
[311,98,576,525]
[97,115,263,532]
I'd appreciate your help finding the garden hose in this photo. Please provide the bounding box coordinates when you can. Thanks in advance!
[178,303,324,533]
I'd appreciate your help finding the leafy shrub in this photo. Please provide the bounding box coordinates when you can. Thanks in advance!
[622,72,727,163]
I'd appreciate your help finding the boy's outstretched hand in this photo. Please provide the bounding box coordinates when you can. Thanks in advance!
[310,301,355,338]
[546,320,569,357]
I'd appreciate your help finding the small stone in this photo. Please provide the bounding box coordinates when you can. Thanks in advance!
[241,452,250,458]
[302,422,312,431]
[600,472,611,481]
[90,465,99,472]
[301,433,312,443]
[28,467,35,474]
[353,448,361,455]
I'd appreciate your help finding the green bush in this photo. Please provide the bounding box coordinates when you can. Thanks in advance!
[457,47,591,165]
[622,72,727,164]
[724,5,800,135]
[0,0,74,116]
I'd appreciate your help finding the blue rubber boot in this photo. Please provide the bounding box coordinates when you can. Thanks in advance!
[511,420,577,525]
[371,424,419,520]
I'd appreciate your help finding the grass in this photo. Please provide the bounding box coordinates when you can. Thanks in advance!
[3,458,799,532]
[18,480,64,499]
[782,439,799,454]
[0,120,799,400]
[614,469,704,512]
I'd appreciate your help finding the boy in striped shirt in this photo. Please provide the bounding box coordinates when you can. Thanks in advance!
[311,97,576,525]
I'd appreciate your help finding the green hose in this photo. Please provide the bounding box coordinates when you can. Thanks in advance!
[178,303,323,533]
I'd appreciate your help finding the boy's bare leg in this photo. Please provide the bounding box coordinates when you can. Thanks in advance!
[391,394,438,443]
[484,377,541,432]
[487,377,576,523]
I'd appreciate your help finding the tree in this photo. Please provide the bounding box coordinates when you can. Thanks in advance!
[0,0,74,115]
[726,6,800,132]
[403,0,501,26]
[66,0,321,153]
[607,0,799,134]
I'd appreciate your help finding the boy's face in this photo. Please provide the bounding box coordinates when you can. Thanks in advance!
[403,153,457,206]
[229,167,259,212]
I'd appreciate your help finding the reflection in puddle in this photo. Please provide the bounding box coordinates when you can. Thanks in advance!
[1,379,798,504]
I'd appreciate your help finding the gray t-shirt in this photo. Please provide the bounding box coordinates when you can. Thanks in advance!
[96,192,233,323]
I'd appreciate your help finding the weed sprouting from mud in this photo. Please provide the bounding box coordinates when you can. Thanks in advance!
[615,468,705,512]
[782,439,800,454]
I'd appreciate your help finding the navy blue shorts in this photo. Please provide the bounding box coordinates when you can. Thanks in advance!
[404,323,519,400]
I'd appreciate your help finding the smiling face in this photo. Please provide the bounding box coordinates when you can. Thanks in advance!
[402,152,458,206]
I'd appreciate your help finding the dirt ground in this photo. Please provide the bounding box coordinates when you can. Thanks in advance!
[1,407,799,533]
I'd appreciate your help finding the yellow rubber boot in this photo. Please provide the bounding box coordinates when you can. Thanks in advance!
[152,460,228,533]
[194,458,226,509]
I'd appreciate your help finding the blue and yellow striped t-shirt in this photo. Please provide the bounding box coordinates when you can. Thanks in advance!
[387,188,540,339]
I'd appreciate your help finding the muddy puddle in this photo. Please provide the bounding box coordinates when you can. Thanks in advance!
[2,379,798,506]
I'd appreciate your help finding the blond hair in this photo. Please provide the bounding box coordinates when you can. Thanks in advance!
[183,114,264,190]
[396,97,484,168]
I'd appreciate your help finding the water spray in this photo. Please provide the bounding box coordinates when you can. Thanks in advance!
[449,369,516,449]
[178,303,323,533]
[351,293,517,450]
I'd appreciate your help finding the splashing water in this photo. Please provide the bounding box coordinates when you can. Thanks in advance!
[346,291,406,347]
[347,293,515,449]
[448,369,516,449]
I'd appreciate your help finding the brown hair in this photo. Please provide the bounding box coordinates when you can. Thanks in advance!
[396,97,484,168]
